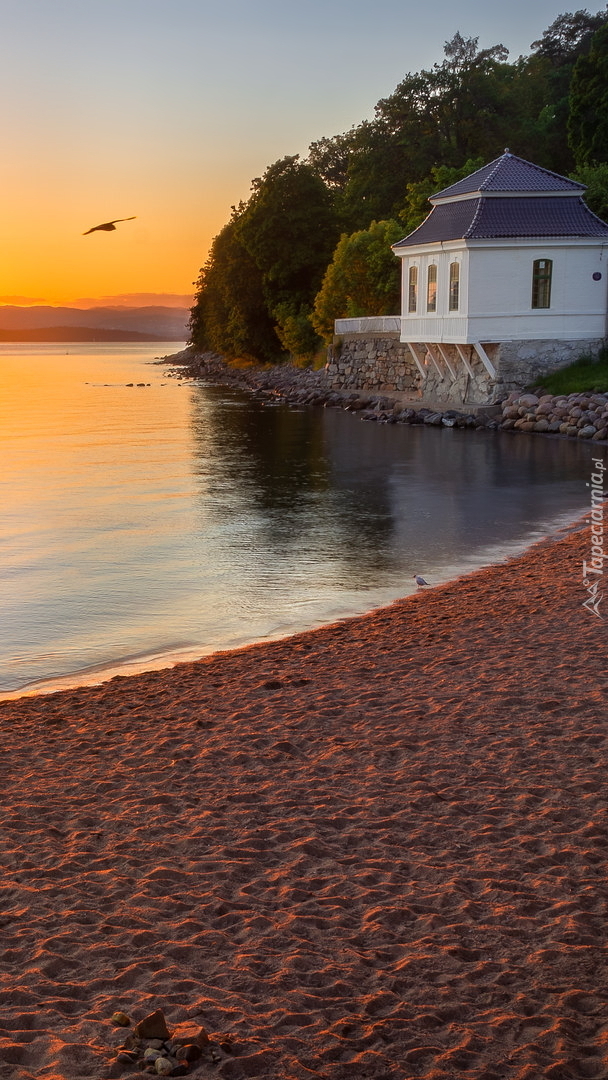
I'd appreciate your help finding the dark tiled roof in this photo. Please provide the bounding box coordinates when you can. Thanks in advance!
[431,153,585,200]
[469,197,608,237]
[393,201,480,246]
[393,196,608,247]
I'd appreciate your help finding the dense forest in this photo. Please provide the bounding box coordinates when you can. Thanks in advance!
[189,8,608,364]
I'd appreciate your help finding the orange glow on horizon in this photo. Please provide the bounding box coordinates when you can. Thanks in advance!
[0,177,236,308]
[1,0,569,314]
[0,293,196,310]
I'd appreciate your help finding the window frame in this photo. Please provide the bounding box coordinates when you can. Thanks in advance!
[448,261,460,312]
[408,265,418,313]
[426,263,437,313]
[532,258,552,309]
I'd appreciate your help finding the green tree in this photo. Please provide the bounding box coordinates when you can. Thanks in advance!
[568,22,608,165]
[426,34,511,162]
[190,158,340,363]
[272,301,321,361]
[318,34,521,232]
[236,156,339,309]
[572,162,608,218]
[399,158,485,236]
[530,8,608,171]
[375,37,512,162]
[189,212,283,362]
[334,116,435,232]
[531,8,608,64]
[307,130,358,192]
[311,219,404,342]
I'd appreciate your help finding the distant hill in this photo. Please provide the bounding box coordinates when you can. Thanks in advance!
[0,305,189,340]
[0,326,167,342]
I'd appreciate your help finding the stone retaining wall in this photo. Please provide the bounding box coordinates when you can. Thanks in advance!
[164,351,608,444]
[327,332,606,406]
[326,333,419,394]
[494,338,605,390]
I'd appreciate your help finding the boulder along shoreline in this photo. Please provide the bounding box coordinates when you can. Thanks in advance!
[163,349,608,443]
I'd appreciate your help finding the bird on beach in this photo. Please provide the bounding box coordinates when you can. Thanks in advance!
[82,217,136,235]
[413,574,430,587]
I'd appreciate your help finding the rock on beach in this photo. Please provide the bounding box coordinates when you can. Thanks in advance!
[500,389,608,440]
[107,1010,216,1076]
[165,349,608,443]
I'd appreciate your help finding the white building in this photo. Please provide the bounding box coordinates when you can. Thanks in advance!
[332,152,608,405]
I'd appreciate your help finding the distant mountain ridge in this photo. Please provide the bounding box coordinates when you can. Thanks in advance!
[0,327,167,342]
[0,305,189,340]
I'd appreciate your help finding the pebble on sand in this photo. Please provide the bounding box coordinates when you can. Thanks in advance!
[133,1009,171,1041]
[111,1011,131,1027]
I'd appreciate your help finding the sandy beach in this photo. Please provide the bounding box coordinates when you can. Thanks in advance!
[1,520,606,1080]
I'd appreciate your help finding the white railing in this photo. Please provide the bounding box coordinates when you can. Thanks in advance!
[334,316,402,335]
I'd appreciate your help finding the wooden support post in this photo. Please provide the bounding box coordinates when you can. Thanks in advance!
[405,341,427,380]
[455,344,475,378]
[424,343,444,379]
[473,341,497,378]
[436,343,457,380]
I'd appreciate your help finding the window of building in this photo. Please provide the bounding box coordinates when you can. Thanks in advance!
[408,265,418,313]
[532,259,552,309]
[449,262,460,311]
[426,264,437,312]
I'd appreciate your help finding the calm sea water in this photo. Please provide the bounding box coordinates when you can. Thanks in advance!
[0,342,593,697]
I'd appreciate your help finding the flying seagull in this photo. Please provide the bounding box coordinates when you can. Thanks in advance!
[82,216,136,235]
[413,574,430,587]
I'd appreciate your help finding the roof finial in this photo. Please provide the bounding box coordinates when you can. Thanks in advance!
[504,147,510,154]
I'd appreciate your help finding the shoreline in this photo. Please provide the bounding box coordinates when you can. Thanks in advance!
[1,518,607,1078]
[165,347,608,444]
[0,506,586,704]
[0,513,592,710]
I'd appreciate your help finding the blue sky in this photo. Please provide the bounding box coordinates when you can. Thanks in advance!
[0,0,584,303]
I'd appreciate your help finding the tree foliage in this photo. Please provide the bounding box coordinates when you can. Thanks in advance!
[311,220,404,342]
[190,159,339,362]
[572,162,608,218]
[190,10,608,363]
[235,156,340,359]
[531,8,608,63]
[236,156,339,308]
[308,34,537,232]
[189,213,283,362]
[568,22,608,165]
[399,159,486,236]
[529,8,608,169]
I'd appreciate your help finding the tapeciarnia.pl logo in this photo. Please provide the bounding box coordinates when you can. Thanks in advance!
[582,457,607,618]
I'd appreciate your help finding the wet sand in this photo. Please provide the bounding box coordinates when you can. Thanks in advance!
[1,521,606,1080]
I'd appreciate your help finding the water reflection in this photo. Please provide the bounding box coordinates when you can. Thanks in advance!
[189,383,590,587]
[0,347,595,696]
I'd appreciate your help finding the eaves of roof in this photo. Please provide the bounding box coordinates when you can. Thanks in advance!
[392,196,608,248]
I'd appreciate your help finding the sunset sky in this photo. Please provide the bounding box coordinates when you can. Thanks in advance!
[1,0,573,308]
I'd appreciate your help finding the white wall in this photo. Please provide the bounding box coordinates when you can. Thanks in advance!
[467,242,607,317]
[397,239,608,343]
[399,247,468,323]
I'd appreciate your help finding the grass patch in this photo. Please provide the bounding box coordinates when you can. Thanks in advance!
[225,357,271,371]
[535,349,608,395]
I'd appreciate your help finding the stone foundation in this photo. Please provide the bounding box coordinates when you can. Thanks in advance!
[494,338,605,391]
[327,332,606,405]
[326,334,419,394]
[413,343,496,405]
